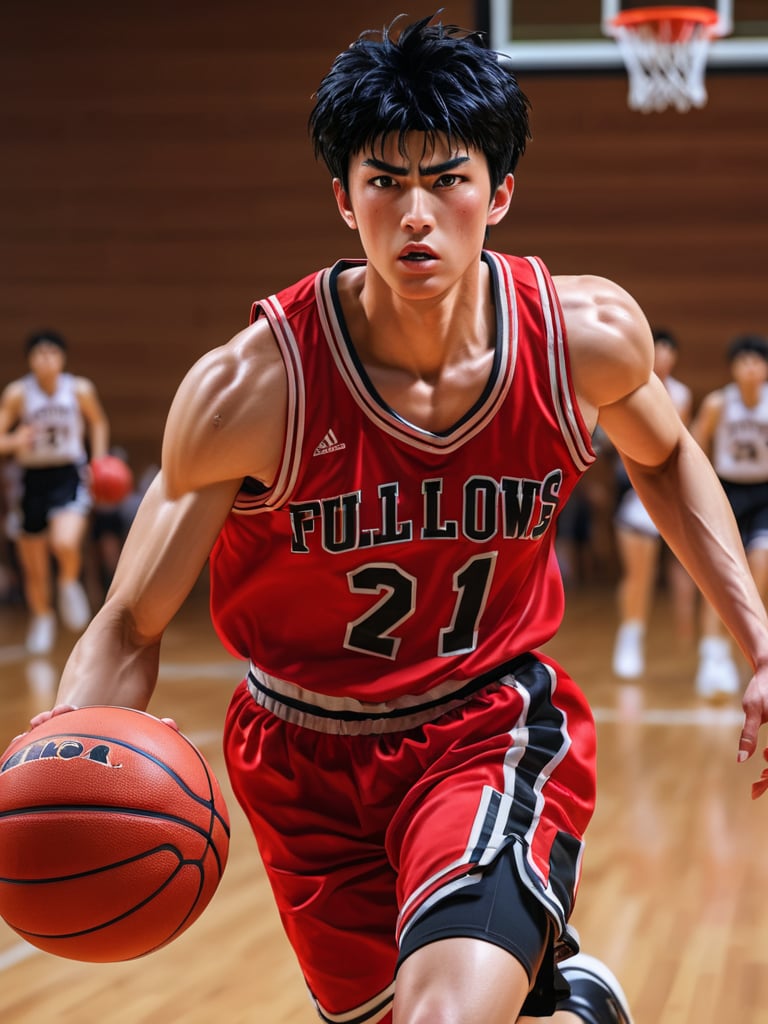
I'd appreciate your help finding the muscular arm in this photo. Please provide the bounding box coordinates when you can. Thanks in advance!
[558,274,768,766]
[48,320,288,716]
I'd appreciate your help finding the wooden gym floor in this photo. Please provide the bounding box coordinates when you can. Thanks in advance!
[1,581,767,1024]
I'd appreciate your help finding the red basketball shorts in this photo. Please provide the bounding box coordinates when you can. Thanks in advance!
[223,652,596,1023]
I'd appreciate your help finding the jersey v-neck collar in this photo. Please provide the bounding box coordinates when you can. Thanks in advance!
[315,252,516,451]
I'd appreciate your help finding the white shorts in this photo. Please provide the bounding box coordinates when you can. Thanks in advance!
[614,488,659,539]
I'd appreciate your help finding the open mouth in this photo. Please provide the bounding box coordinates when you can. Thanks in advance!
[401,252,435,262]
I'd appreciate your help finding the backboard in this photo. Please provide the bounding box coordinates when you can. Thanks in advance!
[483,0,768,70]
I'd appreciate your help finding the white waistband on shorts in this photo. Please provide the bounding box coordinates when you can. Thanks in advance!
[245,661,527,735]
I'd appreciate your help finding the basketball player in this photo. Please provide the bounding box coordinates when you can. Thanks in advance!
[691,333,768,700]
[24,15,768,1024]
[0,330,109,654]
[611,328,695,678]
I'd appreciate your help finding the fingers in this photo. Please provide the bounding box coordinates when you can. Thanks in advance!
[4,704,79,756]
[738,705,760,764]
[28,704,79,731]
[740,701,768,798]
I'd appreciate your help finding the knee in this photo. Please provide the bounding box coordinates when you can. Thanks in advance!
[393,991,461,1024]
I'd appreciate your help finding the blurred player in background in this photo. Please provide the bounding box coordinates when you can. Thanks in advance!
[692,333,768,699]
[0,330,109,654]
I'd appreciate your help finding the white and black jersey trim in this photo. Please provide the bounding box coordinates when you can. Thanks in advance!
[315,256,518,455]
[247,654,535,736]
[232,294,306,514]
[526,256,594,473]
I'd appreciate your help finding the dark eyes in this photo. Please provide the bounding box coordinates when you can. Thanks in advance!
[369,173,464,189]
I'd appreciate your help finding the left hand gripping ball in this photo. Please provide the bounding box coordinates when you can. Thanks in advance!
[0,707,230,961]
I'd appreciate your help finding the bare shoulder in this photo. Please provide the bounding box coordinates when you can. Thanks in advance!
[163,317,288,497]
[71,375,98,397]
[553,273,654,413]
[698,386,726,411]
[0,378,25,408]
[691,386,726,431]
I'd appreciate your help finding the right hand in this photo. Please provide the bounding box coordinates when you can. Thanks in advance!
[10,424,35,455]
[17,704,179,743]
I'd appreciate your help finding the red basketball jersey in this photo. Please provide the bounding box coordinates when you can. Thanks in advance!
[209,253,594,709]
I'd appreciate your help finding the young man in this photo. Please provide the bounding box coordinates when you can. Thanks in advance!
[23,15,768,1024]
[691,333,768,700]
[0,330,109,654]
[611,328,695,678]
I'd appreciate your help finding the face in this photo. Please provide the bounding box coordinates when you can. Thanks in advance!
[333,132,513,301]
[28,342,66,381]
[731,350,768,386]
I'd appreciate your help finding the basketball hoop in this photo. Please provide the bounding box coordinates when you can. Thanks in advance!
[608,6,723,113]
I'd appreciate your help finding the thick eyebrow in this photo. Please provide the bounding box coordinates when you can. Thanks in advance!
[361,155,470,177]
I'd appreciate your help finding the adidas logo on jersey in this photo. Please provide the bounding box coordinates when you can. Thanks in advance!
[313,428,346,456]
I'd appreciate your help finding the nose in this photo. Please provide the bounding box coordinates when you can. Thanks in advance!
[401,186,435,234]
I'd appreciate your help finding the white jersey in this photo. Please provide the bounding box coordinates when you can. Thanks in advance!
[17,372,87,469]
[712,382,768,484]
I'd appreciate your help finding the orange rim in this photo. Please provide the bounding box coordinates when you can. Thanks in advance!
[611,6,720,31]
[614,5,720,26]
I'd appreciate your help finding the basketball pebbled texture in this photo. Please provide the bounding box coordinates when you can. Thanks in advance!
[0,706,230,962]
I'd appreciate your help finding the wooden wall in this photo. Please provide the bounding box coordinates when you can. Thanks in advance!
[1,1,766,478]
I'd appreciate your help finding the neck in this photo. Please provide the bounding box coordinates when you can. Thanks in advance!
[342,261,494,381]
[739,381,764,407]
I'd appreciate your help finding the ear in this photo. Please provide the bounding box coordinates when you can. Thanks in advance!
[333,179,357,230]
[487,173,514,227]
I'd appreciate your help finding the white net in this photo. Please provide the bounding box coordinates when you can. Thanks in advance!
[612,17,714,113]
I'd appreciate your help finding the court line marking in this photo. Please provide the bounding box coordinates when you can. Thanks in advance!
[592,706,744,726]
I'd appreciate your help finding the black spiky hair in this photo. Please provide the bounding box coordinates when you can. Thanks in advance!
[309,12,531,191]
[728,333,768,363]
[25,329,68,356]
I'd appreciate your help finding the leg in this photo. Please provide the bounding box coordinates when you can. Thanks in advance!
[49,508,91,631]
[15,531,57,654]
[395,937,534,1023]
[615,526,660,624]
[612,523,660,678]
[15,531,52,616]
[398,948,631,1023]
[48,508,89,584]
[396,930,632,1024]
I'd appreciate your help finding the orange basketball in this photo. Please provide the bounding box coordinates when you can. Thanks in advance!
[0,706,230,962]
[90,454,134,504]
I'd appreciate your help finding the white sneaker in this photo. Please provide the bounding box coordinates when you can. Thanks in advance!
[612,621,645,679]
[58,580,91,632]
[26,612,56,655]
[695,636,740,701]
